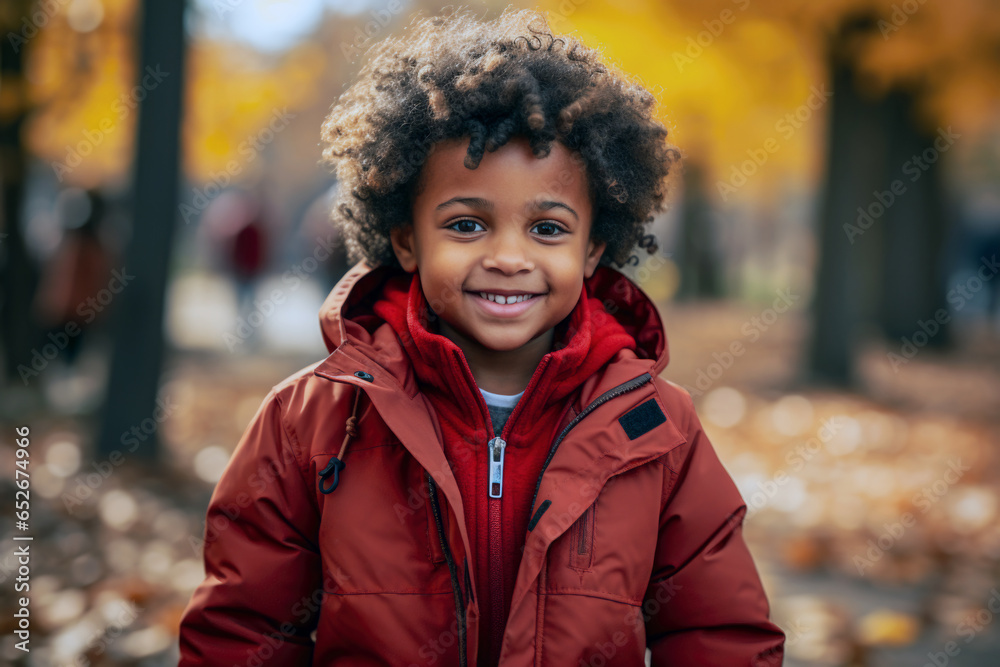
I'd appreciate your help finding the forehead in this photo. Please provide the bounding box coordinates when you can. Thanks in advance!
[413,135,593,212]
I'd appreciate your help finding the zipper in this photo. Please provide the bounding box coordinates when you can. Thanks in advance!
[527,372,653,533]
[426,471,467,667]
[488,437,506,497]
[452,357,652,663]
[451,348,552,666]
[569,418,657,572]
[569,503,594,570]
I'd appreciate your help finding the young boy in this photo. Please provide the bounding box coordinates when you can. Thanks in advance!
[178,7,785,666]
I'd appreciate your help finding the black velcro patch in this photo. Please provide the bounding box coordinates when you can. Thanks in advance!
[618,399,666,440]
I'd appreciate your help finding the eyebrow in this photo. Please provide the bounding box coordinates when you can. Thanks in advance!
[435,196,579,222]
[435,196,494,214]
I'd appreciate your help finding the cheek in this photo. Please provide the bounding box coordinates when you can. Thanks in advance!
[546,253,587,288]
[422,279,457,314]
[416,234,473,269]
[419,272,467,314]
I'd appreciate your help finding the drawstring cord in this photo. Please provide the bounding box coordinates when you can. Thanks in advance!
[319,385,362,494]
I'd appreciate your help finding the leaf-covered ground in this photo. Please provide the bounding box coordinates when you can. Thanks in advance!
[1,299,997,666]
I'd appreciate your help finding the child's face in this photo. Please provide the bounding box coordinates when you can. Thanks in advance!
[390,135,606,354]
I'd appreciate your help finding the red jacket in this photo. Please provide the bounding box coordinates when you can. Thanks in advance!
[178,260,785,666]
[370,268,641,666]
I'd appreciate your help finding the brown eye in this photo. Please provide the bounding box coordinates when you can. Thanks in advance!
[447,219,485,233]
[532,222,565,237]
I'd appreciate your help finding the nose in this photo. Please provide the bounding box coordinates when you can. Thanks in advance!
[482,226,534,273]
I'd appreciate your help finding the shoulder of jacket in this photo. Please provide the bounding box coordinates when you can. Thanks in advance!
[265,357,352,413]
[649,375,697,433]
[261,358,343,431]
[272,359,326,393]
[265,356,376,437]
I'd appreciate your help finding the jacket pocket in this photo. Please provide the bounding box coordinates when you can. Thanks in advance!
[425,479,447,564]
[568,503,595,571]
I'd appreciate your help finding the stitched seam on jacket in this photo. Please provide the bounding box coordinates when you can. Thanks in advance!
[663,378,697,433]
[543,589,641,606]
[653,384,689,506]
[337,339,419,400]
[273,390,310,492]
[659,464,678,510]
[270,389,322,553]
[320,589,454,596]
[536,560,546,667]
[307,441,399,458]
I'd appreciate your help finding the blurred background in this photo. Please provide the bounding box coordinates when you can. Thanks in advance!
[0,0,998,664]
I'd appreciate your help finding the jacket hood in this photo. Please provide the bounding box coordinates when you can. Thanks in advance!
[318,261,669,392]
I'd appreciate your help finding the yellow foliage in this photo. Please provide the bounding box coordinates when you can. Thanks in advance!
[22,0,326,188]
[539,0,820,202]
[539,0,1000,203]
[182,40,325,183]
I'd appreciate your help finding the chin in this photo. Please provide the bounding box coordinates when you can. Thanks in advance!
[474,334,530,352]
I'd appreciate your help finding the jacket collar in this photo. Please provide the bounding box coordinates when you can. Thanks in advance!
[366,266,646,437]
[317,260,670,386]
[313,261,679,492]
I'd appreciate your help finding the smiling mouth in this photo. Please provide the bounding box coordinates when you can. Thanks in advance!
[472,292,542,305]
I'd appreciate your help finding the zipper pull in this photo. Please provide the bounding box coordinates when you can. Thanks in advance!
[488,437,506,498]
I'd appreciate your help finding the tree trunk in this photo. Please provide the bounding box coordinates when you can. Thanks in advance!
[97,0,187,460]
[0,0,40,390]
[676,160,724,300]
[876,87,953,348]
[806,15,891,387]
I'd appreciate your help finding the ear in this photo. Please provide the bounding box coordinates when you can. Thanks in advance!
[583,237,606,279]
[390,224,418,273]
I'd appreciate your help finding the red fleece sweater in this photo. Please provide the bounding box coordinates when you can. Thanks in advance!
[372,271,636,666]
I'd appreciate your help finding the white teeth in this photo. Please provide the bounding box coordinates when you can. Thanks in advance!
[478,292,535,305]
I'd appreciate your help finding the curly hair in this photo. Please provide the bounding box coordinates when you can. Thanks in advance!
[319,5,681,270]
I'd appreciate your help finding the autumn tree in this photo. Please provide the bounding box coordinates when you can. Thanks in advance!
[541,0,999,386]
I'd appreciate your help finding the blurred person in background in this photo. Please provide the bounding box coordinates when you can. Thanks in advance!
[201,187,274,349]
[32,187,115,370]
[228,198,270,321]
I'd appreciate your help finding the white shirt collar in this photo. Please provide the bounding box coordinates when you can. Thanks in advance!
[479,387,524,409]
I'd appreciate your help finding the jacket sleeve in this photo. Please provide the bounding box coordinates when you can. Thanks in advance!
[644,386,785,666]
[178,388,323,666]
